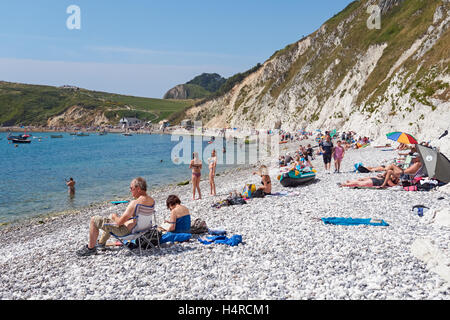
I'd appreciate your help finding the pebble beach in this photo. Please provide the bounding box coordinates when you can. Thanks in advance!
[0,139,449,300]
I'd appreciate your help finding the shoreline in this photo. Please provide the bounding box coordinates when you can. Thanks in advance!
[0,157,261,231]
[1,138,449,300]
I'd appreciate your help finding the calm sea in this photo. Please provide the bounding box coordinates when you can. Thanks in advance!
[0,132,254,224]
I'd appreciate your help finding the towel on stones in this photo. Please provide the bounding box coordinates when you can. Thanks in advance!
[198,235,242,246]
[160,232,191,244]
[321,217,389,226]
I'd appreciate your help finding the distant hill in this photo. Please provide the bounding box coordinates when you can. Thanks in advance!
[0,81,193,127]
[163,73,226,99]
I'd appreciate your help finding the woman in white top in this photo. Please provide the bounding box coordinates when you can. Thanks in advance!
[208,149,217,196]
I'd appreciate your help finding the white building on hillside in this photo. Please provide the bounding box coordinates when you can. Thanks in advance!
[119,117,143,128]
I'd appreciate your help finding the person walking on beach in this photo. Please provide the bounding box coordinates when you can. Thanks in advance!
[190,152,202,200]
[76,177,154,256]
[208,150,217,196]
[332,140,345,173]
[66,177,76,196]
[319,135,333,173]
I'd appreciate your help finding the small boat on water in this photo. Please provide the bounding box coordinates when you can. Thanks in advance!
[50,135,63,138]
[12,138,31,144]
[122,133,132,136]
[76,132,89,137]
[7,134,26,140]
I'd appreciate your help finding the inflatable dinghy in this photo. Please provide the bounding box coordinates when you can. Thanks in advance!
[279,170,315,187]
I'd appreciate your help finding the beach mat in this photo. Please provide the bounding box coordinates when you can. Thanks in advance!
[111,200,130,205]
[321,217,389,226]
[340,185,405,191]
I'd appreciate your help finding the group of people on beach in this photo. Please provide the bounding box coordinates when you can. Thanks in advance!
[77,177,192,256]
[189,150,218,200]
[317,132,346,174]
[339,144,425,188]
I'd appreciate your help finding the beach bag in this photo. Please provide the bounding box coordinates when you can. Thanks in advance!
[241,184,256,198]
[138,229,162,248]
[404,185,418,191]
[417,183,437,192]
[190,218,208,234]
[228,196,247,205]
[251,189,265,198]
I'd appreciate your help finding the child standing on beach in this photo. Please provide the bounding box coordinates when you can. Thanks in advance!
[332,140,345,173]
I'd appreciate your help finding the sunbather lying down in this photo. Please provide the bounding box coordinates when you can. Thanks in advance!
[339,174,399,188]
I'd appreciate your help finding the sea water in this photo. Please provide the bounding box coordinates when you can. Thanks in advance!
[0,132,255,223]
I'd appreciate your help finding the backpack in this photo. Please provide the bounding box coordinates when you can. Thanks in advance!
[190,218,208,234]
[251,189,265,198]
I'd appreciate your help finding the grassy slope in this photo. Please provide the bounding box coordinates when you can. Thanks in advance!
[0,82,193,126]
[260,0,445,120]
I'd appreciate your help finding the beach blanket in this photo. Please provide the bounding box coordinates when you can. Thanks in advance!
[198,235,242,247]
[160,232,191,244]
[321,217,389,226]
[266,191,301,197]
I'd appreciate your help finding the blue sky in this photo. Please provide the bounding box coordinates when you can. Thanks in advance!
[0,0,354,98]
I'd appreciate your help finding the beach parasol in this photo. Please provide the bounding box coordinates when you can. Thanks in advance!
[386,132,418,145]
[415,144,450,183]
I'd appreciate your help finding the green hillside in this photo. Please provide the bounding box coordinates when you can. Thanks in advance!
[186,73,226,93]
[0,81,193,126]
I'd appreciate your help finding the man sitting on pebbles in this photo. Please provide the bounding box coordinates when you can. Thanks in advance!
[76,177,155,257]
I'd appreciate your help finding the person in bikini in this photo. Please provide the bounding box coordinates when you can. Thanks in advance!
[76,177,154,256]
[190,152,202,200]
[339,174,399,188]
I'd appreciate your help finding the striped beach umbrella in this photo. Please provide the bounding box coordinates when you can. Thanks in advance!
[386,131,418,145]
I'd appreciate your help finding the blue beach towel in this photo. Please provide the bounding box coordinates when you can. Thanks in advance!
[111,200,130,205]
[321,217,389,226]
[160,232,191,244]
[198,235,242,247]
